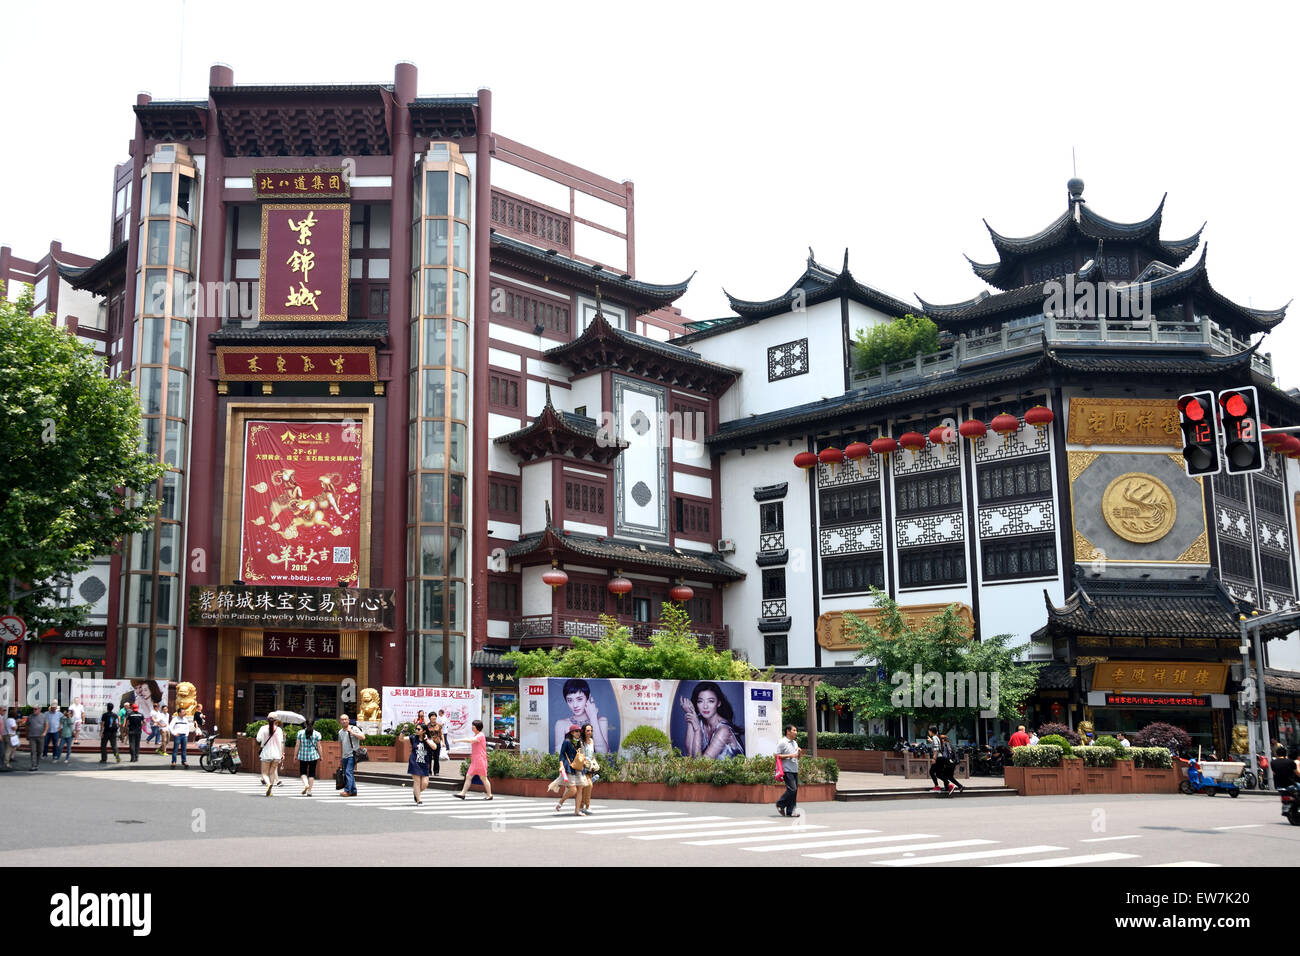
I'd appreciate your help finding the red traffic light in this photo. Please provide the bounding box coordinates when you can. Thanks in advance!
[1178,395,1206,421]
[1220,392,1248,418]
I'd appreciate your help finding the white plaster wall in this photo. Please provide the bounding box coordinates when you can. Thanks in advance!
[488,520,521,542]
[489,321,567,351]
[521,565,554,617]
[566,375,602,418]
[488,412,523,476]
[672,437,709,468]
[488,347,522,371]
[486,619,510,639]
[673,470,712,499]
[563,520,607,536]
[520,460,552,536]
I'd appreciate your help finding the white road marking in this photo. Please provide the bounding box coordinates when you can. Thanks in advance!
[987,852,1140,867]
[630,824,802,841]
[1211,824,1263,830]
[1145,861,1221,867]
[806,839,993,860]
[881,845,1067,866]
[742,833,944,854]
[580,819,787,836]
[1080,835,1142,843]
[528,813,694,830]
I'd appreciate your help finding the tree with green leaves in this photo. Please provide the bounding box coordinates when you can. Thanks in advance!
[853,313,940,371]
[506,602,766,681]
[0,283,167,632]
[844,587,1040,730]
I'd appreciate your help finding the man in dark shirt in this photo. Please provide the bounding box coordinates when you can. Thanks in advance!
[100,703,120,763]
[126,704,145,762]
[1271,745,1297,790]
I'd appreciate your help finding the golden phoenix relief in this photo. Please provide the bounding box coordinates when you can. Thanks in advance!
[1102,472,1176,543]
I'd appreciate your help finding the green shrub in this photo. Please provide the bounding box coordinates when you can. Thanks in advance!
[1037,734,1074,757]
[363,734,395,746]
[245,720,267,738]
[312,718,340,741]
[476,750,838,786]
[1011,745,1064,767]
[1035,723,1081,746]
[1093,735,1124,755]
[1130,747,1173,769]
[1078,746,1114,767]
[621,725,672,759]
[853,313,940,371]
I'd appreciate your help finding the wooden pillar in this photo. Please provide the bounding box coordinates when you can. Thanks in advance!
[805,681,818,758]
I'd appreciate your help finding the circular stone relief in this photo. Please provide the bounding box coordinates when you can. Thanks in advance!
[1101,472,1177,544]
[631,481,653,508]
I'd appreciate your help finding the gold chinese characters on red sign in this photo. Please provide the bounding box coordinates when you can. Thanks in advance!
[1066,398,1182,447]
[259,203,350,322]
[216,347,377,382]
[253,168,351,200]
[1089,660,1228,694]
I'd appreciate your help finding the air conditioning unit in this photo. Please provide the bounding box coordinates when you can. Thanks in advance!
[716,538,736,554]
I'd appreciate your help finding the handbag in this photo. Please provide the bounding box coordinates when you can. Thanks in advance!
[774,756,784,781]
[570,750,586,771]
[334,766,348,790]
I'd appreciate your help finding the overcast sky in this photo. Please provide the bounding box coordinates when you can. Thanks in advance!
[3,1,1297,388]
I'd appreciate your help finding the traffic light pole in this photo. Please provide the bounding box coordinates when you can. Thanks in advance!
[1240,609,1300,787]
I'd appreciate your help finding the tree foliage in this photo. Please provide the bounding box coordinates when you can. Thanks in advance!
[843,587,1041,728]
[853,313,940,371]
[505,602,766,681]
[0,284,167,630]
[620,725,672,759]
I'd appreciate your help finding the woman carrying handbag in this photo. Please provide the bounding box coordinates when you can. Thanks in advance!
[578,723,599,816]
[256,717,284,795]
[554,724,585,815]
[296,720,321,795]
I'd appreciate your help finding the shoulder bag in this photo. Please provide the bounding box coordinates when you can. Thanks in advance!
[352,731,369,762]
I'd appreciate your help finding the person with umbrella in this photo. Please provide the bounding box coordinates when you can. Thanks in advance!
[295,718,322,795]
[257,714,286,795]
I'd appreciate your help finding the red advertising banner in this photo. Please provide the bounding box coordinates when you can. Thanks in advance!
[253,168,351,200]
[239,421,363,587]
[259,203,350,322]
[215,347,377,381]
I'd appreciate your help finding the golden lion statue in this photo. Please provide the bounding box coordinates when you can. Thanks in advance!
[175,681,198,718]
[358,687,381,722]
[1232,724,1249,756]
[1077,720,1095,741]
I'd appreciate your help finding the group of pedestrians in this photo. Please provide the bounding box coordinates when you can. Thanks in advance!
[551,723,597,815]
[926,727,966,795]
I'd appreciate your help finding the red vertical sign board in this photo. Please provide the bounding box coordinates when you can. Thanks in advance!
[259,203,350,322]
[240,421,363,587]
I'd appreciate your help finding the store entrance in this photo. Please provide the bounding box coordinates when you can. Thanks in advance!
[249,682,340,723]
[234,656,356,730]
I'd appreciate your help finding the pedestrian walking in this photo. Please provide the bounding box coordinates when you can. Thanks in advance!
[58,707,75,763]
[337,713,364,796]
[296,719,321,795]
[551,724,583,813]
[256,717,284,794]
[45,704,61,759]
[27,706,47,770]
[155,705,171,754]
[453,719,494,802]
[428,711,444,777]
[407,722,433,804]
[70,697,85,743]
[927,727,943,791]
[3,707,17,770]
[938,733,965,795]
[98,703,120,764]
[168,709,191,768]
[1028,729,1039,746]
[578,722,598,816]
[775,724,802,816]
[126,704,145,762]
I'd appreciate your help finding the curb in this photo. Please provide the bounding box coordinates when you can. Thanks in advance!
[836,788,1019,802]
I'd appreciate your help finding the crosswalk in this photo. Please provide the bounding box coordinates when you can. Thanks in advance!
[69,770,1219,867]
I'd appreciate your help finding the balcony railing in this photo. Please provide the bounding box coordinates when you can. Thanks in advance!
[848,314,1273,392]
[491,189,571,253]
[508,613,729,652]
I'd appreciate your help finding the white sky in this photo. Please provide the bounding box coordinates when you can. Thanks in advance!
[3,1,1297,388]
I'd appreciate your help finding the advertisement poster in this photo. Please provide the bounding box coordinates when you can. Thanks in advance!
[380,687,481,753]
[519,678,782,758]
[69,679,172,741]
[492,692,517,742]
[239,421,363,588]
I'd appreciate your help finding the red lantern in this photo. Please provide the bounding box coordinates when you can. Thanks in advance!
[928,425,954,446]
[793,451,818,481]
[1283,436,1300,459]
[542,568,569,590]
[608,576,633,599]
[844,441,871,477]
[1024,405,1055,431]
[669,584,694,603]
[1050,701,1062,717]
[959,419,987,441]
[1262,424,1286,450]
[899,431,927,459]
[818,446,844,473]
[870,436,898,458]
[991,412,1021,443]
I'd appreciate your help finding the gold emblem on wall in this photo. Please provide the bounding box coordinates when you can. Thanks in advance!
[1101,472,1176,543]
[817,603,974,650]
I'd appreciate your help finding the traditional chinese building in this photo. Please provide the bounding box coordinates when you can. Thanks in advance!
[60,63,711,733]
[685,181,1300,752]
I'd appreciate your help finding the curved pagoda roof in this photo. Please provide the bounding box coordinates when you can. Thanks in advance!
[506,518,745,582]
[968,192,1204,291]
[493,385,627,464]
[919,245,1288,336]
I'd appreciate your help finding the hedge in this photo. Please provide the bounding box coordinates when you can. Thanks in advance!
[473,749,840,786]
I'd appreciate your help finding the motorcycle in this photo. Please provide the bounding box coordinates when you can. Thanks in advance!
[1280,784,1300,826]
[198,733,241,774]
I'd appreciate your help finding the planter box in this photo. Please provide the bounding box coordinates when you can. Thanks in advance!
[819,749,887,773]
[1004,762,1178,796]
[485,778,836,803]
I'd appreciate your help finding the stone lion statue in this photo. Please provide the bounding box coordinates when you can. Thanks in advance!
[357,687,381,722]
[1232,724,1249,756]
[175,681,198,718]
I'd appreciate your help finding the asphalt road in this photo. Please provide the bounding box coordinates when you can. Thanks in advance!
[3,756,1298,869]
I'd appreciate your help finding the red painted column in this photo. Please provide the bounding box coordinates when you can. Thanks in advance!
[382,62,416,690]
[181,64,232,716]
[470,89,493,677]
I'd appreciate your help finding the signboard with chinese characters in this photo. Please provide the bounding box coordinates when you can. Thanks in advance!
[1104,693,1211,708]
[239,421,362,587]
[216,347,377,382]
[1067,397,1181,447]
[37,625,108,644]
[253,168,351,200]
[186,585,395,632]
[261,631,341,659]
[1089,661,1228,694]
[259,203,349,322]
[817,604,974,650]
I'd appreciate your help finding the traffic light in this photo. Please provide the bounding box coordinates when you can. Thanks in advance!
[3,643,17,670]
[1177,391,1220,476]
[1218,386,1264,475]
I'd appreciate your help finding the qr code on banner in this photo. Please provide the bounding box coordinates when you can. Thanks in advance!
[333,547,351,564]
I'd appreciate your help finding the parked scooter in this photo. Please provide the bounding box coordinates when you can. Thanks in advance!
[198,733,241,774]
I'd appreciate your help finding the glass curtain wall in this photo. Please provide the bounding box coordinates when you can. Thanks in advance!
[121,144,197,680]
[408,144,471,686]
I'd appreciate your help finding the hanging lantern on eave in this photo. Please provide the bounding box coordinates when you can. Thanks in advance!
[929,424,956,464]
[608,574,633,599]
[793,451,818,481]
[1261,424,1284,449]
[870,436,897,460]
[1024,404,1055,435]
[542,565,569,590]
[991,412,1021,445]
[844,440,871,477]
[1283,436,1300,460]
[899,431,927,461]
[669,583,694,603]
[818,446,845,474]
[959,419,988,442]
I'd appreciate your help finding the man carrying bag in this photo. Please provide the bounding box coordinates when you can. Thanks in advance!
[337,713,365,797]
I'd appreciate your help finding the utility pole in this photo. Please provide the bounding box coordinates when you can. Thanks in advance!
[1240,608,1300,788]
